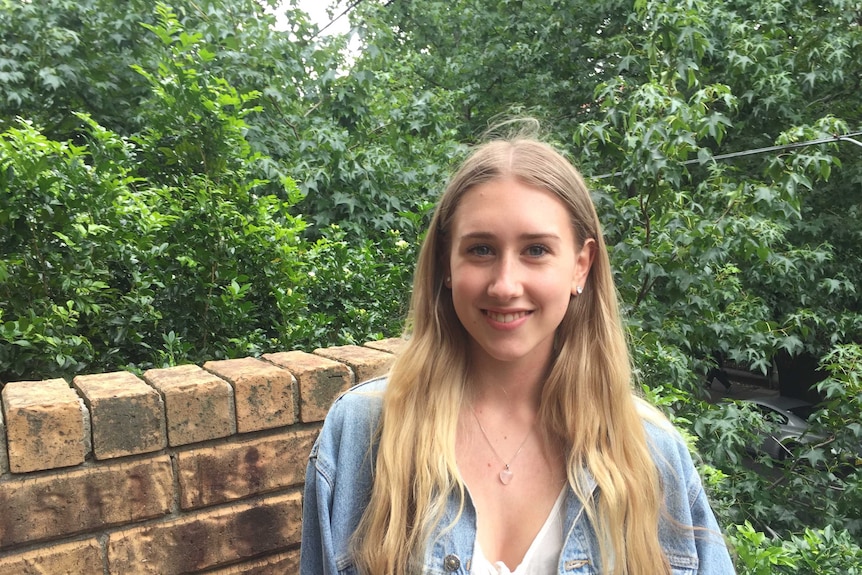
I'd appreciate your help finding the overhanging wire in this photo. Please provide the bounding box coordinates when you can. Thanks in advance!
[593,131,862,180]
[311,0,365,39]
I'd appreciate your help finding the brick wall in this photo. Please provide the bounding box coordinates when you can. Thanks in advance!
[0,339,403,574]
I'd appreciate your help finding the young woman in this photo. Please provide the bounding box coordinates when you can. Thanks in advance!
[301,135,735,574]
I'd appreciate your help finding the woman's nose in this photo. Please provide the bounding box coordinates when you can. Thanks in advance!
[487,256,523,300]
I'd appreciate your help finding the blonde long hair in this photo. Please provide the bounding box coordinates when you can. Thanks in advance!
[352,136,670,575]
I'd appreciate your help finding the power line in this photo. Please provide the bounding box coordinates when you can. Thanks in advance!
[593,131,862,180]
[313,0,365,39]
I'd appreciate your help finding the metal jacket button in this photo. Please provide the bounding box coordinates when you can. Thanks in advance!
[443,554,461,572]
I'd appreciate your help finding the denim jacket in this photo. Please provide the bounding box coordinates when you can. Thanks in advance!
[300,378,735,574]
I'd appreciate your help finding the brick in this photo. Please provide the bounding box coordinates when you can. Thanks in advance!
[203,357,295,433]
[262,351,351,423]
[1,379,87,473]
[0,407,7,474]
[363,336,406,354]
[177,428,317,509]
[107,492,302,574]
[313,344,393,384]
[0,538,102,574]
[73,371,166,460]
[0,456,172,547]
[207,549,299,574]
[143,364,236,446]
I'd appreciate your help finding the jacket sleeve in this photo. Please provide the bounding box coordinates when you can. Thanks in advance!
[686,467,736,574]
[670,428,736,574]
[300,436,340,575]
[299,379,385,575]
[647,419,736,574]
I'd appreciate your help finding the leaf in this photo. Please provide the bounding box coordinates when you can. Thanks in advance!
[38,68,63,90]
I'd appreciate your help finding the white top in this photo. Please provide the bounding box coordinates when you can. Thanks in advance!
[471,488,566,575]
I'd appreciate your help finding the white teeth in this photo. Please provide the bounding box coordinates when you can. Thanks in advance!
[487,311,527,323]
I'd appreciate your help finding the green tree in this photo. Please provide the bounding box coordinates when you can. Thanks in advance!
[0,0,464,377]
[0,5,311,379]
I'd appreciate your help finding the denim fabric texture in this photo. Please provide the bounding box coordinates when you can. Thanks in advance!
[300,378,736,574]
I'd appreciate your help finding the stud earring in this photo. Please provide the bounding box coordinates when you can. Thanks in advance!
[445,276,451,286]
[576,285,583,295]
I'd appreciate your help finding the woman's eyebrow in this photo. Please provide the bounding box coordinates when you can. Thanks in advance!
[458,231,562,241]
[520,233,562,242]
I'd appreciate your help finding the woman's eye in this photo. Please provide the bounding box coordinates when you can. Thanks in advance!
[526,245,549,257]
[468,245,492,257]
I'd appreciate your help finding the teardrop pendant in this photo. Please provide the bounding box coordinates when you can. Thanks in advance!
[499,465,513,485]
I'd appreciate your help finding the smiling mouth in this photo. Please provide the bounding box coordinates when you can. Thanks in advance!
[484,310,531,323]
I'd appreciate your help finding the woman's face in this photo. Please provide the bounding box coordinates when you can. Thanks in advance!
[447,177,594,371]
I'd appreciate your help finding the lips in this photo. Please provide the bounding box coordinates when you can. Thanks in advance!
[484,310,531,323]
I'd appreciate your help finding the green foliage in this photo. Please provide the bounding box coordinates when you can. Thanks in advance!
[0,0,160,137]
[122,4,309,364]
[0,4,314,380]
[0,1,433,380]
[292,225,417,348]
[0,115,134,378]
[730,522,862,575]
[730,521,797,574]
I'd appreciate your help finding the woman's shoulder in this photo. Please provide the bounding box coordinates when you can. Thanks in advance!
[633,396,698,474]
[316,377,387,444]
[330,376,387,411]
[632,402,733,568]
[312,377,388,476]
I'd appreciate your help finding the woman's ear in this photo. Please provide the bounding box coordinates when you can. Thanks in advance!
[572,238,597,295]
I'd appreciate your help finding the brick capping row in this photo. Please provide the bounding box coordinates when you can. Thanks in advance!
[0,338,404,574]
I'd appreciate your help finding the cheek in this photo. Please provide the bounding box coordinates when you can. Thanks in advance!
[450,289,476,332]
[449,272,490,320]
[543,278,577,312]
[449,264,482,293]
[450,276,478,312]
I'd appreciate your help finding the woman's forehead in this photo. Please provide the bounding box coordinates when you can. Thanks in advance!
[449,178,575,239]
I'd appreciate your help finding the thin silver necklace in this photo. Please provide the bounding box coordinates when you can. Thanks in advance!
[470,407,533,485]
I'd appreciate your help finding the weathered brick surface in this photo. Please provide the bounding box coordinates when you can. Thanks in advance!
[363,336,405,354]
[204,357,295,433]
[106,492,302,575]
[73,371,166,459]
[0,344,391,572]
[263,351,351,423]
[1,379,87,473]
[313,344,394,384]
[0,538,102,574]
[0,456,172,547]
[143,364,236,446]
[208,549,300,574]
[0,408,7,474]
[177,428,317,509]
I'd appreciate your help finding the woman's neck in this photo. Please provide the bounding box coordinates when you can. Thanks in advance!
[468,358,548,413]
